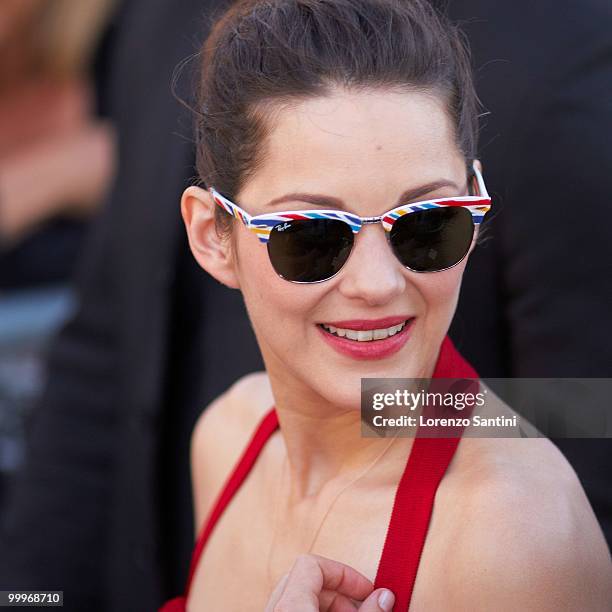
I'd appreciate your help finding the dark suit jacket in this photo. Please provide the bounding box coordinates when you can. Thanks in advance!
[445,0,612,545]
[1,1,610,610]
[1,1,263,610]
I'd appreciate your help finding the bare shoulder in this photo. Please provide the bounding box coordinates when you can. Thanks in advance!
[191,371,275,457]
[436,437,612,610]
[190,371,275,530]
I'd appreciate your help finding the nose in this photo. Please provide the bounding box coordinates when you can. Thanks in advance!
[336,224,406,305]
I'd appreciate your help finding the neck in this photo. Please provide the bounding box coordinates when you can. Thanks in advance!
[269,374,412,500]
[263,335,469,501]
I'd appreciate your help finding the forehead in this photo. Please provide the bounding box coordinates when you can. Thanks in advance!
[239,88,465,209]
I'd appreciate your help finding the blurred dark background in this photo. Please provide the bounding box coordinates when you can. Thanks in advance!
[0,0,116,514]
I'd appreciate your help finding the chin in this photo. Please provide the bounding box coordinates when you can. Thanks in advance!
[327,393,363,413]
[308,377,363,413]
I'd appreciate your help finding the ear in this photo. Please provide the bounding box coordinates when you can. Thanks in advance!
[181,185,240,289]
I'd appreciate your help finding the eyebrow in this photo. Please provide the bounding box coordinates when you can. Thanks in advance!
[264,179,461,210]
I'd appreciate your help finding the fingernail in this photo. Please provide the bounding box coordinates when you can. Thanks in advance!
[378,589,395,611]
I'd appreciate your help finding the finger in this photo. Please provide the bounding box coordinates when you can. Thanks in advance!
[319,589,359,612]
[295,554,373,599]
[358,588,395,612]
[271,562,319,612]
[264,573,289,612]
[273,554,373,612]
[320,587,396,612]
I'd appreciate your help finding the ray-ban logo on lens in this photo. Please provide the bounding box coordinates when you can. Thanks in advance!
[276,222,292,232]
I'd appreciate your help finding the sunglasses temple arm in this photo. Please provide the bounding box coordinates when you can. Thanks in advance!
[208,187,253,226]
[471,161,491,200]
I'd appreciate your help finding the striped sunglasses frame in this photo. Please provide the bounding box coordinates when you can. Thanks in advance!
[208,161,491,244]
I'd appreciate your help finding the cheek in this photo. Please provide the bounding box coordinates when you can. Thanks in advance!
[232,230,271,303]
[233,231,322,342]
[411,263,466,318]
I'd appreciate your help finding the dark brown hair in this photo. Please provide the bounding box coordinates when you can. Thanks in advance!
[195,0,479,234]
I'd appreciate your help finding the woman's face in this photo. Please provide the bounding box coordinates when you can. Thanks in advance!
[202,88,473,410]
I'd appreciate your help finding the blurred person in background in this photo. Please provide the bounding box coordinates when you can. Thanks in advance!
[443,0,612,548]
[0,0,117,556]
[0,0,610,611]
[1,2,263,610]
[0,0,117,287]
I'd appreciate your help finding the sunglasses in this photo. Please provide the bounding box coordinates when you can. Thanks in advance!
[209,162,491,283]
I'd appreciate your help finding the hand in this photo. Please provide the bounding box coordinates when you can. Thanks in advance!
[265,554,395,612]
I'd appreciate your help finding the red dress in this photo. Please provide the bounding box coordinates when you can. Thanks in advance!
[161,336,478,611]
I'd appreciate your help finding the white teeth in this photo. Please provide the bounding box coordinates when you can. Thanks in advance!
[373,328,387,340]
[321,320,409,341]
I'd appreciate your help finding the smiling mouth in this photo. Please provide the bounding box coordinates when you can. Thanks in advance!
[318,319,412,342]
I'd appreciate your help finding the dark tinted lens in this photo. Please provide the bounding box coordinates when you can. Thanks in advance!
[389,207,474,272]
[267,219,353,282]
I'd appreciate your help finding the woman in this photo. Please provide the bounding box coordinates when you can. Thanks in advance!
[162,0,611,609]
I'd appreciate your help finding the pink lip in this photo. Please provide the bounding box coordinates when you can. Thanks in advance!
[317,318,414,361]
[320,315,411,331]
